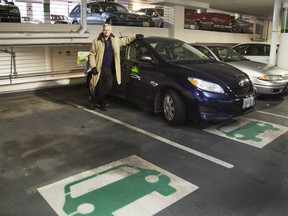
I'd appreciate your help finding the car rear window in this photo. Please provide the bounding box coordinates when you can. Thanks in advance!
[100,3,129,12]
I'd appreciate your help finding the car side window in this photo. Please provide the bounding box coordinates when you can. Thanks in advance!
[71,5,80,14]
[90,3,100,13]
[234,45,249,55]
[127,42,157,63]
[263,45,270,56]
[196,47,214,59]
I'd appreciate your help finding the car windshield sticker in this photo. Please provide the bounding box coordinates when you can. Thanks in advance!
[131,66,139,74]
[204,117,288,148]
[38,155,198,216]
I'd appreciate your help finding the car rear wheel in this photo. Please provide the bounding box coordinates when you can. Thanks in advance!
[162,90,187,126]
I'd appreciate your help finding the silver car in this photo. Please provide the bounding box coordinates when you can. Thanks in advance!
[191,44,288,95]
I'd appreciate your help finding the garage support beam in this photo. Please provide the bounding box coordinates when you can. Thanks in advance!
[277,0,288,69]
[269,0,281,66]
[166,5,185,39]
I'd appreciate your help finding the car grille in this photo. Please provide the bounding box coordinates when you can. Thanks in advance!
[228,76,254,97]
[233,86,253,96]
[0,8,20,23]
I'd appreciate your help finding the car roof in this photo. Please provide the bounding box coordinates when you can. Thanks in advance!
[144,36,184,43]
[191,43,237,48]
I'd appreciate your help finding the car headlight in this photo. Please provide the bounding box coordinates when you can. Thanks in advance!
[9,8,19,13]
[188,77,224,93]
[257,75,283,81]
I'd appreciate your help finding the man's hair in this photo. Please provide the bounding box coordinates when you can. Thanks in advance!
[103,23,112,30]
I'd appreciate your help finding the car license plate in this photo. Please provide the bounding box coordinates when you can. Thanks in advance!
[143,22,149,27]
[243,96,255,109]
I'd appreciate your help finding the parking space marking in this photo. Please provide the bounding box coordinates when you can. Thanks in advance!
[204,117,288,148]
[38,155,198,216]
[256,110,288,119]
[66,101,234,169]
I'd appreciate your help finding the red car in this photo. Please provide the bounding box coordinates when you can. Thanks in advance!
[185,12,237,32]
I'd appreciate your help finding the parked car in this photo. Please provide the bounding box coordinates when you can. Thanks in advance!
[184,18,200,30]
[50,14,69,24]
[69,1,154,27]
[184,12,237,32]
[85,37,256,126]
[191,44,288,96]
[134,7,164,28]
[21,16,40,24]
[233,19,254,33]
[232,43,274,64]
[0,0,20,23]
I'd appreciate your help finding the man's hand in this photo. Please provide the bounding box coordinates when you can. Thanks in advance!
[91,67,98,75]
[136,34,144,40]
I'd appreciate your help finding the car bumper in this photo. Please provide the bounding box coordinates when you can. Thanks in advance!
[254,82,288,95]
[186,90,256,122]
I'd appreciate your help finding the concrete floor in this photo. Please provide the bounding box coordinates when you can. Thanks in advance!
[0,85,287,216]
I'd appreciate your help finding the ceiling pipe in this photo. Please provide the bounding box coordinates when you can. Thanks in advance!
[0,0,89,39]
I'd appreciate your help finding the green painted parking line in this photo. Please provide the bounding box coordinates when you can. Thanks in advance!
[204,117,288,148]
[38,155,198,216]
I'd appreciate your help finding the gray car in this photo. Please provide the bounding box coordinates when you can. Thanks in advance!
[134,8,164,28]
[69,1,154,27]
[191,44,288,96]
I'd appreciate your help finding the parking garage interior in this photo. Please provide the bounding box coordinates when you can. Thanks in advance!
[0,0,288,215]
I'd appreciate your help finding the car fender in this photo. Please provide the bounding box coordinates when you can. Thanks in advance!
[153,80,191,113]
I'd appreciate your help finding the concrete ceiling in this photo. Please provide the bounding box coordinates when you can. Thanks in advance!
[198,0,276,17]
[129,0,277,17]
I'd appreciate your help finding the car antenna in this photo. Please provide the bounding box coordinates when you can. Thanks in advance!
[119,32,123,38]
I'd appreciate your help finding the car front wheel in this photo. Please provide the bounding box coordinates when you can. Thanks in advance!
[162,90,187,126]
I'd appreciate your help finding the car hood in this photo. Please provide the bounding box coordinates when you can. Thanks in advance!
[174,61,251,88]
[0,3,18,11]
[226,60,288,77]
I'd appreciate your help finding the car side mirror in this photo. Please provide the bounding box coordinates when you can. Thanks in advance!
[139,54,153,63]
[8,2,15,5]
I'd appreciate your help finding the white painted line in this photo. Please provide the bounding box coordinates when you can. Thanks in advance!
[66,101,234,169]
[256,110,288,120]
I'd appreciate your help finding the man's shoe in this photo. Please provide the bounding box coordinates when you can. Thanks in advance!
[89,96,96,110]
[99,103,107,111]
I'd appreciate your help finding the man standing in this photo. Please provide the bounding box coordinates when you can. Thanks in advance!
[89,24,143,111]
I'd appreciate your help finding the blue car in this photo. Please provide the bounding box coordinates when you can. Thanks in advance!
[86,37,256,126]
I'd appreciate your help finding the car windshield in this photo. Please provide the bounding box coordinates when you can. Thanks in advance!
[209,46,248,62]
[149,41,209,62]
[100,3,129,12]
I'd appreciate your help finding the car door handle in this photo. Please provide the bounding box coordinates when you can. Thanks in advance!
[130,74,141,80]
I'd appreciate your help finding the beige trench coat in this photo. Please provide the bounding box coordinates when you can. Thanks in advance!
[89,33,137,87]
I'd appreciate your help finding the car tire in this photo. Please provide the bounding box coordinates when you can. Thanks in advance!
[72,20,79,24]
[162,90,187,126]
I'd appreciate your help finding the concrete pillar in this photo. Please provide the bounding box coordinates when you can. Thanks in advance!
[166,5,185,39]
[269,0,281,65]
[277,0,288,69]
[26,3,33,18]
[43,0,50,24]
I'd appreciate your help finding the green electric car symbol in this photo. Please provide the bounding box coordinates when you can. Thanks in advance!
[218,120,280,142]
[63,164,176,216]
